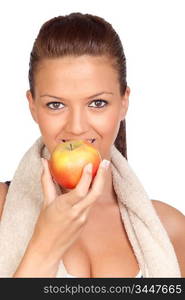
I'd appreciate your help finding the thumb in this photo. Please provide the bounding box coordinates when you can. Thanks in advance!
[41,158,57,206]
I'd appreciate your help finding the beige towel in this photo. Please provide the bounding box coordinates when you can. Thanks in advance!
[0,136,181,277]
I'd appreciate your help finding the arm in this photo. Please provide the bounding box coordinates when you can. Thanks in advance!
[152,200,185,277]
[13,159,109,277]
[13,235,61,277]
[0,182,59,276]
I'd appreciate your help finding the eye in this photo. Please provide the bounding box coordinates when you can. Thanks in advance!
[46,102,64,110]
[89,99,108,108]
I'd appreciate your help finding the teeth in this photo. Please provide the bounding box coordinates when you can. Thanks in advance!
[87,139,95,143]
[62,139,95,143]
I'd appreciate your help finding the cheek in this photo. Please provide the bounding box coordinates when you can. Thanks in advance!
[36,111,63,137]
[91,110,120,157]
[92,110,120,136]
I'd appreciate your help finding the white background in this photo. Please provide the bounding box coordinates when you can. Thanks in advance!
[0,0,184,214]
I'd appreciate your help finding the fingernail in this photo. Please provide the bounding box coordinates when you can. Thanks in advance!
[85,163,93,173]
[100,159,110,170]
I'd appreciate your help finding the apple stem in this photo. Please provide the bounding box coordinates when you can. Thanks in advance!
[70,143,72,151]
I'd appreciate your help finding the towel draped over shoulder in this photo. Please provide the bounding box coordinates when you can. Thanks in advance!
[0,137,181,277]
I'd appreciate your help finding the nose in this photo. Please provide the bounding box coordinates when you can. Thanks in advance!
[65,106,89,135]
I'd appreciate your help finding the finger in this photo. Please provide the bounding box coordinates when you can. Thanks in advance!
[75,159,110,211]
[67,162,93,206]
[41,158,57,206]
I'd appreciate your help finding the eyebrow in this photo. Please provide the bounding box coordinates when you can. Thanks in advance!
[40,91,114,101]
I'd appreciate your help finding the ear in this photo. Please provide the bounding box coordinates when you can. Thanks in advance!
[26,90,38,123]
[119,86,130,121]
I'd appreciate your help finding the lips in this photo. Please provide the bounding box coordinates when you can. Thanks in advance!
[61,138,96,144]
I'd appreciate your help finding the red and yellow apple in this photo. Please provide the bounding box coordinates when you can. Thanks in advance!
[49,140,102,189]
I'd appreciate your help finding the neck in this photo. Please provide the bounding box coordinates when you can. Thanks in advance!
[97,165,117,204]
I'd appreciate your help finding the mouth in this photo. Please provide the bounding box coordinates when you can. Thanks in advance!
[61,138,96,144]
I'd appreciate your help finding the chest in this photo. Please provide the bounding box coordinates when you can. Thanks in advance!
[62,203,139,277]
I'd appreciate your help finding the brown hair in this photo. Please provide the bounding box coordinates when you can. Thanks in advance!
[28,12,128,159]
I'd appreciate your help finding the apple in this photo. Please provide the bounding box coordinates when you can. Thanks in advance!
[49,140,102,189]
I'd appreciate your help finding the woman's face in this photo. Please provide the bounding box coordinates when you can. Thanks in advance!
[27,55,130,160]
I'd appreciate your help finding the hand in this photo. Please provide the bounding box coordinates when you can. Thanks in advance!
[32,157,110,261]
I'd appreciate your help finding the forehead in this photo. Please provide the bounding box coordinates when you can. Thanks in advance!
[34,55,120,95]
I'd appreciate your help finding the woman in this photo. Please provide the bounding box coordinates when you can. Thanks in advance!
[0,12,184,278]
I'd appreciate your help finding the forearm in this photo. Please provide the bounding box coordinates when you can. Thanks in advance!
[13,236,61,278]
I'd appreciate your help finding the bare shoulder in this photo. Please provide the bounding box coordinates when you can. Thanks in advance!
[152,199,185,237]
[0,182,8,219]
[152,199,185,276]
